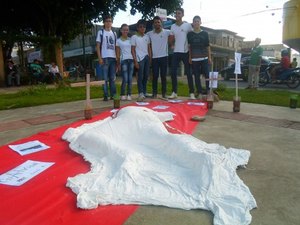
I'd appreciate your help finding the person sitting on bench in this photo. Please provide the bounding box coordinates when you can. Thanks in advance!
[6,59,20,87]
[30,59,45,83]
[48,62,62,82]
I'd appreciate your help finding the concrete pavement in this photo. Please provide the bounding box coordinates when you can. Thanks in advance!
[0,97,300,225]
[124,100,300,225]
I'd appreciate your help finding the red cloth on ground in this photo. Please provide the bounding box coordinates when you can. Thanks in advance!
[0,100,207,225]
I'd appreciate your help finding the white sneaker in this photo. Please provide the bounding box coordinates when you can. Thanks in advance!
[145,93,152,98]
[189,93,196,100]
[121,95,126,101]
[137,93,145,102]
[127,95,132,101]
[168,92,177,99]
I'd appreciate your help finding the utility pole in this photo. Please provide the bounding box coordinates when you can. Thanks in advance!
[82,13,86,69]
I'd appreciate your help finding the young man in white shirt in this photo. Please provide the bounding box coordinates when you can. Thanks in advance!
[96,15,117,101]
[169,8,194,99]
[147,16,171,99]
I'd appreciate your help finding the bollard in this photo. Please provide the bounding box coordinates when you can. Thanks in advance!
[289,95,298,109]
[233,96,241,112]
[113,95,120,109]
[84,74,93,119]
[207,95,214,109]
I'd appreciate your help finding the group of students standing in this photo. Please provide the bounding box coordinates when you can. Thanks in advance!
[96,8,211,102]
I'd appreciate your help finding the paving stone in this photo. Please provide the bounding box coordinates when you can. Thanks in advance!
[209,110,300,130]
[62,110,84,119]
[25,115,66,125]
[289,121,300,130]
[0,120,30,132]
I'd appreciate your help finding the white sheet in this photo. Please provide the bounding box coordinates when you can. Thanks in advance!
[62,106,256,225]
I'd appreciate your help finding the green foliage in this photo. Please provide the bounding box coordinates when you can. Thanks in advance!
[216,83,227,92]
[0,0,183,70]
[0,0,182,46]
[129,0,183,19]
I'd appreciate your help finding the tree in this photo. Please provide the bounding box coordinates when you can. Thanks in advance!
[0,0,182,85]
[129,0,182,19]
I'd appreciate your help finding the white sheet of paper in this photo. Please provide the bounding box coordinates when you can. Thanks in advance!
[234,52,242,74]
[187,102,206,106]
[0,160,55,186]
[9,140,50,156]
[209,72,219,88]
[152,105,169,110]
[135,102,150,105]
[168,99,183,103]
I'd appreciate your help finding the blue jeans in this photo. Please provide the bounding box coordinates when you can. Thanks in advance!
[171,52,193,93]
[120,59,134,96]
[278,68,291,80]
[191,59,209,94]
[102,57,116,98]
[152,56,168,96]
[137,56,150,95]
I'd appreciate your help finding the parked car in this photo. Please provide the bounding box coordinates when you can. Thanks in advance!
[219,56,280,81]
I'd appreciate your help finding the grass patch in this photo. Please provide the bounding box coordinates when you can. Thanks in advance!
[0,81,299,110]
[216,88,295,107]
[1,85,91,109]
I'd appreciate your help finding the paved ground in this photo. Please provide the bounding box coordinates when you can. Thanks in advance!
[0,94,300,225]
[124,100,300,225]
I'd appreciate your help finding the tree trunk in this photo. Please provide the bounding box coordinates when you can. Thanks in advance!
[55,41,64,75]
[17,42,25,67]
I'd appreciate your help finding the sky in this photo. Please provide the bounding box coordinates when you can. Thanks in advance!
[113,0,288,45]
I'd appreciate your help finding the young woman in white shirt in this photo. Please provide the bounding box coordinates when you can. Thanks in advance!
[116,24,134,101]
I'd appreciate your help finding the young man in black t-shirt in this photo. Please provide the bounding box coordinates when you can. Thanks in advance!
[187,15,211,97]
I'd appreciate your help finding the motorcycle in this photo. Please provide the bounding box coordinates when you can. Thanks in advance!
[259,63,300,89]
[67,65,85,81]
